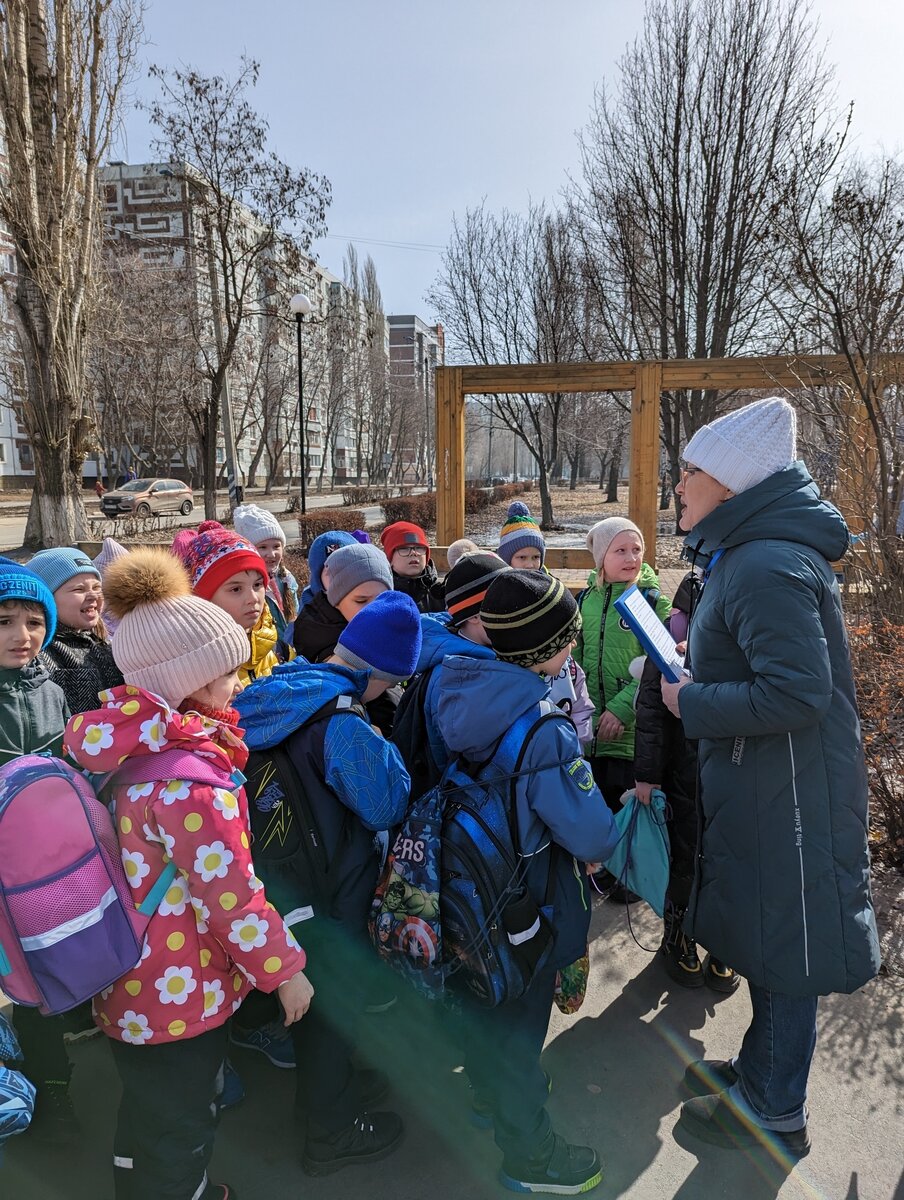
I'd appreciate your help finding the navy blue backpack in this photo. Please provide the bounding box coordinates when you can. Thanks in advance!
[370,701,567,1008]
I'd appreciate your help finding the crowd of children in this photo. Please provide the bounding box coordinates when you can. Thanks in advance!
[0,497,756,1197]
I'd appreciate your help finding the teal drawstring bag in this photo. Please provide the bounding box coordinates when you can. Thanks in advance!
[600,790,671,917]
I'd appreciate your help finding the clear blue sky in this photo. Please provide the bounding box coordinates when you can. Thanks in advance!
[119,0,904,319]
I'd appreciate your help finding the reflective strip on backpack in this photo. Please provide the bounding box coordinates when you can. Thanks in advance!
[507,915,542,946]
[19,888,118,951]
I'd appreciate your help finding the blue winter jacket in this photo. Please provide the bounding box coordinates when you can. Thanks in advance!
[435,655,618,967]
[416,613,496,774]
[680,462,881,996]
[235,658,410,833]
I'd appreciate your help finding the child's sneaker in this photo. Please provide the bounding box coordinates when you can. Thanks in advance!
[703,955,740,994]
[499,1134,603,1194]
[215,1060,245,1114]
[229,1019,295,1069]
[301,1110,404,1175]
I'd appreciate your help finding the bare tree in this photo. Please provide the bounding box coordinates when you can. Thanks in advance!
[0,0,141,546]
[147,58,331,516]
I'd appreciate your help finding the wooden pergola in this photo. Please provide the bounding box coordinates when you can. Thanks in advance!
[434,354,894,565]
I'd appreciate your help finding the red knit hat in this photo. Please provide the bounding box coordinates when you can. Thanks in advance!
[382,521,431,564]
[180,520,269,601]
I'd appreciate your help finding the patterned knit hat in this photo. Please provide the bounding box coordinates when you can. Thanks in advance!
[0,556,57,646]
[333,591,422,684]
[497,502,545,566]
[307,530,359,597]
[683,396,797,494]
[382,521,431,564]
[324,543,393,606]
[28,547,101,595]
[586,518,644,572]
[481,569,581,669]
[232,504,286,547]
[170,528,197,565]
[104,547,250,707]
[444,552,509,628]
[179,521,269,601]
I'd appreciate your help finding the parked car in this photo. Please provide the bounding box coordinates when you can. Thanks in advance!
[100,478,194,518]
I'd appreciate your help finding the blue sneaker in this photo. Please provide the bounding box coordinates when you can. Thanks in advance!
[216,1060,245,1113]
[229,1020,296,1069]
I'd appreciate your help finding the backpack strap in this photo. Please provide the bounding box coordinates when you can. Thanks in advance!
[109,748,239,792]
[135,861,179,917]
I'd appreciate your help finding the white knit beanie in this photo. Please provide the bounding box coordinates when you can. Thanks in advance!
[683,397,797,494]
[232,503,286,546]
[586,518,644,572]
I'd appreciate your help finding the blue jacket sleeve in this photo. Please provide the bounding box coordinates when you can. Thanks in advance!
[323,717,411,831]
[518,718,619,863]
[679,559,834,739]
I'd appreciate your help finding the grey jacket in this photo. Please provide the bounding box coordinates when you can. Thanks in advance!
[679,462,881,996]
[0,661,69,767]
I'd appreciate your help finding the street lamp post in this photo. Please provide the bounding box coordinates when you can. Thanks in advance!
[289,293,314,516]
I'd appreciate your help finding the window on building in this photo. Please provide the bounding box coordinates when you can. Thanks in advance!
[17,441,33,469]
[0,443,6,463]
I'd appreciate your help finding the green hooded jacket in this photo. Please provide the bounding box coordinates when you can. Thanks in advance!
[0,661,69,768]
[679,462,880,996]
[573,562,671,759]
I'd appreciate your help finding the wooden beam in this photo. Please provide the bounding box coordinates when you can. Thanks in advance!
[659,353,904,390]
[630,362,661,567]
[458,362,638,394]
[436,366,465,545]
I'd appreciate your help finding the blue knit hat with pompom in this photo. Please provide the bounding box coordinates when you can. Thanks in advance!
[497,501,546,565]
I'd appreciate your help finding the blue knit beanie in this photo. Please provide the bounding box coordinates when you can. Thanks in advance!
[307,531,359,596]
[28,547,101,596]
[334,591,422,683]
[497,502,546,565]
[0,557,57,646]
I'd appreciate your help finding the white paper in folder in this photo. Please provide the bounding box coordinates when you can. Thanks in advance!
[613,585,688,684]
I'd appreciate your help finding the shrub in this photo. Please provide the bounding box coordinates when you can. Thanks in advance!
[341,485,390,506]
[465,487,493,513]
[381,493,436,527]
[296,507,366,545]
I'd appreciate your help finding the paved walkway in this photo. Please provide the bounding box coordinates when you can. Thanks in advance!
[4,896,902,1200]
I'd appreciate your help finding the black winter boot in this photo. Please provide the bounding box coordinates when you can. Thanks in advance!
[660,904,704,988]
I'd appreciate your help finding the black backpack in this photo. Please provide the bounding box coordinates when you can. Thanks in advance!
[389,665,441,801]
[243,694,368,921]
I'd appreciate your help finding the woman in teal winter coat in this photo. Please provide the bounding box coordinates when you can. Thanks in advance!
[662,398,880,1160]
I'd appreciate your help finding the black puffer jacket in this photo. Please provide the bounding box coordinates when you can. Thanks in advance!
[39,625,124,715]
[391,563,445,613]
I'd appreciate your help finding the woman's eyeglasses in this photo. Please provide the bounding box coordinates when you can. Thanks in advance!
[679,463,704,481]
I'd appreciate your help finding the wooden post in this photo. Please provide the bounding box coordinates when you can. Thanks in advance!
[629,362,661,567]
[436,367,465,545]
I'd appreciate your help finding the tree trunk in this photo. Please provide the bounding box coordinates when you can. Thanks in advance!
[202,401,218,519]
[606,455,620,503]
[536,462,555,528]
[24,433,89,549]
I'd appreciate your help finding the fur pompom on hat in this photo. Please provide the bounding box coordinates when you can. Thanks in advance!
[334,591,422,683]
[104,547,249,708]
[497,502,545,565]
[232,504,285,547]
[178,522,269,601]
[481,569,581,669]
[683,396,797,494]
[446,538,480,570]
[586,518,644,573]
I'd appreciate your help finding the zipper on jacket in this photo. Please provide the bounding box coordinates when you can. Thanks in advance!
[592,584,612,757]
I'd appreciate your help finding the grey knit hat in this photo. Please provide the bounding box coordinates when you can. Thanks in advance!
[324,543,393,606]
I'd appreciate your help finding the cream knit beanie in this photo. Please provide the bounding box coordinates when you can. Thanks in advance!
[103,547,249,707]
[586,518,644,572]
[683,397,797,494]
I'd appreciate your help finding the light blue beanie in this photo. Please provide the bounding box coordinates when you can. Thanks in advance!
[28,547,102,596]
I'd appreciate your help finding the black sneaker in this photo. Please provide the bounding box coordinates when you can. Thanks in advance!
[27,1080,79,1144]
[704,955,741,994]
[677,1094,811,1158]
[302,1111,404,1176]
[500,1134,603,1195]
[660,905,704,988]
[683,1058,739,1097]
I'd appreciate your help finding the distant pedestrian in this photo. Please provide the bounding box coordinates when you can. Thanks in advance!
[94,479,106,499]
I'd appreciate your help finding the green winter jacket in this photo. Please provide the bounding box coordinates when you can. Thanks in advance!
[0,661,70,768]
[679,462,880,996]
[574,563,671,759]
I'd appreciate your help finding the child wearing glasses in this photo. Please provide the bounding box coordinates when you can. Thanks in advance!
[380,521,445,613]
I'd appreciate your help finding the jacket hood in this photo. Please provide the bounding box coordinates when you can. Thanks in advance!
[683,461,849,563]
[293,590,347,661]
[584,561,662,594]
[0,660,51,693]
[416,612,496,673]
[64,685,246,773]
[435,654,550,760]
[235,657,369,750]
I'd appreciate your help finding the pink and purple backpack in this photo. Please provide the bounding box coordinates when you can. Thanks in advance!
[0,750,235,1016]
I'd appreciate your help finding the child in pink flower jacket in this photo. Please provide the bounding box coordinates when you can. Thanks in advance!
[65,547,312,1200]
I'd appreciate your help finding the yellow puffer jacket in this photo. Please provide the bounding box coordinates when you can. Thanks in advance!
[238,604,287,687]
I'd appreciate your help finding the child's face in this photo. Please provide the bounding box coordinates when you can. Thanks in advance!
[54,573,103,631]
[391,546,428,578]
[335,581,388,622]
[189,668,243,712]
[256,538,284,573]
[510,547,542,570]
[362,675,392,703]
[210,570,266,631]
[602,532,643,584]
[0,602,46,668]
[532,640,575,679]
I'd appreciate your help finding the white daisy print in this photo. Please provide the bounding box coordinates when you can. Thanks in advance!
[157,874,189,917]
[247,862,264,893]
[81,722,114,757]
[228,913,269,952]
[155,965,197,1006]
[121,848,150,889]
[191,897,210,933]
[142,820,176,860]
[100,983,115,1000]
[286,927,301,952]
[212,788,240,821]
[118,1010,153,1045]
[203,979,225,1017]
[159,780,191,805]
[194,841,233,882]
[139,716,169,751]
[126,782,155,804]
[140,938,152,961]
